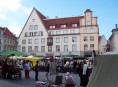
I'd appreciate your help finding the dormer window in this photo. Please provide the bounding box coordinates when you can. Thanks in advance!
[60,24,66,28]
[72,24,77,27]
[49,25,55,29]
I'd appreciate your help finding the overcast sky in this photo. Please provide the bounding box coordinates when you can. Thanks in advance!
[0,0,118,39]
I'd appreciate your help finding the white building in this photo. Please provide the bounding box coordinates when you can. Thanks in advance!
[18,8,99,57]
[98,35,107,54]
[109,24,118,52]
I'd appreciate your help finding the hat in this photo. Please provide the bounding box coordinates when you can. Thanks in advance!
[66,72,70,76]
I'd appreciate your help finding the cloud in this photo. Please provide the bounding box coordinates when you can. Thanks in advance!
[8,22,22,37]
[0,0,31,20]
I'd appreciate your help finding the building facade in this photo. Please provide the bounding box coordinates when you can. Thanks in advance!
[0,27,17,52]
[109,24,118,52]
[98,35,107,54]
[18,8,99,57]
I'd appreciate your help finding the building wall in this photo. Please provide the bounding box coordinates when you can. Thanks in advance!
[18,9,48,55]
[99,35,107,54]
[110,32,118,52]
[80,10,99,55]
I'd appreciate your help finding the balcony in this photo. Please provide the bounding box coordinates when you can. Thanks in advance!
[47,36,53,46]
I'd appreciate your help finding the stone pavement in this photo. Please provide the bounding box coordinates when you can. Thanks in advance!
[0,70,80,87]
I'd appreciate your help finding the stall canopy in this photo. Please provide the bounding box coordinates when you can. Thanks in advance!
[87,52,118,87]
[0,50,27,57]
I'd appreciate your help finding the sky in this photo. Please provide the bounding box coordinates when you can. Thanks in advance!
[0,0,118,40]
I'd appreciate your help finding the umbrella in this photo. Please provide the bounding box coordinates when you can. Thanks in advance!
[0,50,27,57]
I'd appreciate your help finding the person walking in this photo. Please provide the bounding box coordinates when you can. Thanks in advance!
[34,61,39,81]
[24,60,31,79]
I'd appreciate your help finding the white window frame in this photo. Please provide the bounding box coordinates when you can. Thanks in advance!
[56,45,60,52]
[28,39,32,44]
[83,36,88,41]
[90,36,94,41]
[83,29,87,33]
[64,45,68,51]
[22,40,26,44]
[72,24,77,27]
[72,37,77,42]
[56,37,60,43]
[86,21,91,25]
[22,46,26,52]
[34,39,39,44]
[72,44,77,51]
[60,24,66,28]
[70,30,75,34]
[84,44,88,51]
[63,30,68,34]
[41,38,45,44]
[34,25,38,30]
[90,44,94,50]
[64,37,68,43]
[28,46,32,52]
[29,25,33,30]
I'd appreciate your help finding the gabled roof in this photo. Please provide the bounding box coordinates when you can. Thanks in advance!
[19,8,85,37]
[0,27,17,39]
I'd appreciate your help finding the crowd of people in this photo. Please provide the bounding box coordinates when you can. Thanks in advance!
[0,57,94,87]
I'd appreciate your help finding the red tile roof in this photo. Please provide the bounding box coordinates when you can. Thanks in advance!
[2,27,17,39]
[35,8,84,30]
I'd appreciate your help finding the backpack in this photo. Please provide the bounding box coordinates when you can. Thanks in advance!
[66,75,74,84]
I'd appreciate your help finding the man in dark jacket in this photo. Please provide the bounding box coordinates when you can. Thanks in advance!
[34,61,39,81]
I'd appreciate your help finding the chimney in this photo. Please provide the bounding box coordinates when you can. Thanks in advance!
[116,24,117,29]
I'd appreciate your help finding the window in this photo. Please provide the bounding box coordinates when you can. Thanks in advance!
[56,37,60,43]
[70,30,75,34]
[29,25,33,30]
[39,31,43,36]
[84,44,88,51]
[41,46,45,52]
[56,31,61,34]
[29,32,33,36]
[22,46,26,52]
[90,44,94,50]
[56,45,60,52]
[63,30,68,34]
[90,36,94,41]
[64,37,68,43]
[35,46,38,53]
[83,36,88,41]
[22,40,26,44]
[34,32,38,36]
[72,37,77,42]
[25,32,29,37]
[51,31,54,35]
[48,46,52,52]
[83,29,87,33]
[34,39,39,44]
[41,38,45,44]
[49,25,55,29]
[28,46,32,52]
[32,19,35,22]
[34,25,38,30]
[72,24,77,27]
[64,45,68,51]
[86,21,91,25]
[72,44,77,51]
[28,39,32,44]
[90,28,94,33]
[60,24,66,28]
